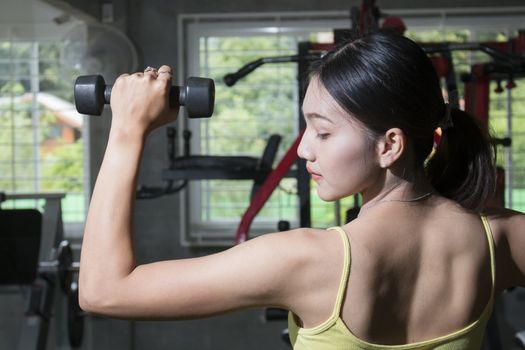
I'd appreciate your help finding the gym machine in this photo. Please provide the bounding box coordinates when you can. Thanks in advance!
[0,193,83,349]
[222,1,525,347]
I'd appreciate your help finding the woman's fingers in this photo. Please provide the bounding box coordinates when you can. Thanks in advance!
[156,65,173,82]
[110,65,178,136]
[154,65,178,125]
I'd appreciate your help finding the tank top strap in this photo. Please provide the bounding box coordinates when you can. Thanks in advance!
[327,226,352,319]
[480,215,496,300]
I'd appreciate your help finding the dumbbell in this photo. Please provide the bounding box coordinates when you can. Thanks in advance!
[74,75,215,118]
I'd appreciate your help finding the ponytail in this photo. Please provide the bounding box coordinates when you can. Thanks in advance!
[426,108,496,211]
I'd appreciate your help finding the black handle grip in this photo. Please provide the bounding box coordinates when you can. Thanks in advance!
[223,59,263,87]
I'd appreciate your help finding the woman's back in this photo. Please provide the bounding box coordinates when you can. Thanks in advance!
[290,196,495,346]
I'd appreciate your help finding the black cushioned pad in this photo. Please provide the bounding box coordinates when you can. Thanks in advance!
[171,156,259,172]
[0,209,42,284]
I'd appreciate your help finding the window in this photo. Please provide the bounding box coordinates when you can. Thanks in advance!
[180,9,525,246]
[180,15,347,246]
[0,26,86,237]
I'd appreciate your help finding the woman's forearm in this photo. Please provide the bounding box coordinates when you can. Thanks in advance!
[79,129,145,305]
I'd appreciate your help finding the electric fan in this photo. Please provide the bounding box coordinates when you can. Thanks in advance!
[61,22,138,81]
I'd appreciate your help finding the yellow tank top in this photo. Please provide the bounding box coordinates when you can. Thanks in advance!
[288,215,496,350]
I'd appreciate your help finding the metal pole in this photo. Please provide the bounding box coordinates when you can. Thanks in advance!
[8,28,16,194]
[334,200,341,226]
[30,42,41,195]
[297,42,311,228]
[506,83,513,208]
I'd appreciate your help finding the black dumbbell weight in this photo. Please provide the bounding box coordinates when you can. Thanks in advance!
[74,74,215,118]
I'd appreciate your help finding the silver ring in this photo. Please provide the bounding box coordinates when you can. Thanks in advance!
[144,66,157,73]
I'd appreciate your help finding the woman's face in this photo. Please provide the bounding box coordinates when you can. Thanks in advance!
[298,77,382,201]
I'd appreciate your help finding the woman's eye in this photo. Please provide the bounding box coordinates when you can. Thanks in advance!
[317,133,330,140]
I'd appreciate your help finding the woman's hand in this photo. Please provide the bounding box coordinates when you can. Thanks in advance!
[109,65,179,138]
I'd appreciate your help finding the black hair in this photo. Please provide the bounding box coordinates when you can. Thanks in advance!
[311,30,495,211]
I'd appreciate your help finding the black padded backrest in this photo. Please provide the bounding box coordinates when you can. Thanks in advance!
[258,134,282,172]
[0,209,42,285]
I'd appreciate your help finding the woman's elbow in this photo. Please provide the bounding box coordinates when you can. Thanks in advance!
[78,284,119,315]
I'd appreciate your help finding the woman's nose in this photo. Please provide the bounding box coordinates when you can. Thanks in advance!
[297,132,314,161]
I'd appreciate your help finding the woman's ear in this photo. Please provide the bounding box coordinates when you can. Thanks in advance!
[376,128,405,168]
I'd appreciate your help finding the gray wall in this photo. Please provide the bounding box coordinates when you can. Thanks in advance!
[2,0,524,349]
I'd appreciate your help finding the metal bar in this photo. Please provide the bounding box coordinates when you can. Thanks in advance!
[8,28,15,194]
[421,42,523,65]
[177,7,525,21]
[297,42,311,228]
[334,200,342,226]
[17,278,55,350]
[4,193,65,200]
[30,42,41,195]
[39,197,64,263]
[506,82,513,208]
[223,53,321,86]
[440,50,460,108]
[38,261,80,273]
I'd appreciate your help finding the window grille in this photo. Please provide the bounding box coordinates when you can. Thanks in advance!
[0,33,86,236]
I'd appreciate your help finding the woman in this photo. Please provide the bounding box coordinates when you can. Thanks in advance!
[79,31,525,349]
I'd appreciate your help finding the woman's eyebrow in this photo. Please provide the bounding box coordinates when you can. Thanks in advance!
[304,112,334,124]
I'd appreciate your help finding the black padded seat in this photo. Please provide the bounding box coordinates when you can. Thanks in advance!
[0,209,42,285]
[163,134,281,182]
[167,156,259,180]
[162,134,282,198]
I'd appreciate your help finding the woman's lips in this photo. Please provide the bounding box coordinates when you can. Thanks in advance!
[307,167,322,181]
[311,173,322,181]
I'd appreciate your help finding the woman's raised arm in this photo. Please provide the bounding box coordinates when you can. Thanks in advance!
[78,66,306,319]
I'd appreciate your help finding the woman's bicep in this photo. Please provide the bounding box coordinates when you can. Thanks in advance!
[82,232,302,319]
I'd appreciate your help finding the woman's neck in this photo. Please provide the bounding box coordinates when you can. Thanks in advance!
[360,167,434,209]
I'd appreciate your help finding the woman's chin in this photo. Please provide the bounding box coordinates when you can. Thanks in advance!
[316,189,338,202]
[316,187,353,202]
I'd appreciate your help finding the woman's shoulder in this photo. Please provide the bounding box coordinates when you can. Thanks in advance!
[251,227,350,311]
[251,227,342,264]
